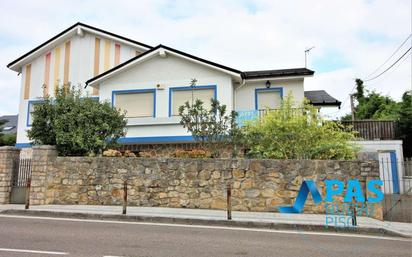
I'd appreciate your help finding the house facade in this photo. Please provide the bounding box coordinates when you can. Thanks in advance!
[8,23,340,148]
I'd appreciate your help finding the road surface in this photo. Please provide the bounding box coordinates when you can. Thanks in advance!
[0,215,410,257]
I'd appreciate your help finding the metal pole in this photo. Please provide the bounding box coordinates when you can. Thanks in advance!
[122,180,127,215]
[227,183,232,220]
[350,93,356,121]
[351,197,357,226]
[25,178,31,210]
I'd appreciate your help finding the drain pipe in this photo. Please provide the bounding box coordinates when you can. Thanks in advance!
[234,77,246,110]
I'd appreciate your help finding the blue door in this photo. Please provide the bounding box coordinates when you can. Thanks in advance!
[390,151,400,194]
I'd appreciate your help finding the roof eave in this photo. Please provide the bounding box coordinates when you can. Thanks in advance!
[7,22,153,72]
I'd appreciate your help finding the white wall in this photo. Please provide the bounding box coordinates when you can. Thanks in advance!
[98,53,234,140]
[16,32,141,145]
[235,78,304,110]
[356,140,406,193]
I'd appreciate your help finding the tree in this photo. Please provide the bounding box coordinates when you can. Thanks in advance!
[178,98,241,158]
[28,85,127,156]
[243,95,359,160]
[342,79,400,120]
[398,91,412,157]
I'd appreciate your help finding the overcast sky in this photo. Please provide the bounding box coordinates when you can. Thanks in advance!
[0,0,411,118]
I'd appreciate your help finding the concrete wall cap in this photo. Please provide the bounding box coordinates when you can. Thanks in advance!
[0,146,20,151]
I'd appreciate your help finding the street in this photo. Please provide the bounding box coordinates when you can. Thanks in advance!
[0,215,410,257]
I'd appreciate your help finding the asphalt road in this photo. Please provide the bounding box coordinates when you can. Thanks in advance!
[0,215,410,257]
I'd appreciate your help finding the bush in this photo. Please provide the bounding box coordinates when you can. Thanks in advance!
[242,95,359,160]
[28,85,127,156]
[172,149,212,158]
[178,98,241,158]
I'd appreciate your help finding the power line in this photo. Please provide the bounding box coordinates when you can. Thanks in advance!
[364,46,412,82]
[365,34,412,79]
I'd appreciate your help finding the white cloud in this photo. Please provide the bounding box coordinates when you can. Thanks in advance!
[0,0,410,118]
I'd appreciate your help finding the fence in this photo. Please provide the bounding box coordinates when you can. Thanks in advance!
[380,159,412,222]
[341,120,398,140]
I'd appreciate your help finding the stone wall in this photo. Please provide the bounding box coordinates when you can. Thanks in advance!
[33,148,381,218]
[0,147,20,204]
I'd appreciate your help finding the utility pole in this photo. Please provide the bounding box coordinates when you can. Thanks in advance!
[350,93,356,121]
[304,46,315,68]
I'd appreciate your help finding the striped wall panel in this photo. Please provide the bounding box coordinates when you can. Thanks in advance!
[63,41,71,86]
[53,46,61,92]
[93,38,101,95]
[43,52,51,97]
[104,39,111,71]
[23,64,31,100]
[115,43,121,65]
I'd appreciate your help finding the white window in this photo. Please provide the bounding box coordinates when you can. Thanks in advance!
[3,126,14,131]
[114,90,155,118]
[171,88,215,116]
[27,101,44,126]
[256,89,282,110]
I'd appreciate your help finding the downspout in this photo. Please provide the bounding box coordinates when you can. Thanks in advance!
[233,76,246,111]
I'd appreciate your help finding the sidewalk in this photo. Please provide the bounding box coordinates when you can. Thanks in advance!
[1,204,411,238]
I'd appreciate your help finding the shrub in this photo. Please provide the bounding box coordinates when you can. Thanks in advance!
[102,149,122,157]
[242,95,359,160]
[28,85,127,156]
[178,98,241,158]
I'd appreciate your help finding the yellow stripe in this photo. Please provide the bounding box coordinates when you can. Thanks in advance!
[43,53,51,97]
[63,41,71,86]
[23,64,31,100]
[104,39,111,71]
[53,46,61,92]
[93,38,100,95]
[114,44,121,65]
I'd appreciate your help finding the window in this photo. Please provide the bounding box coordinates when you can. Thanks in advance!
[170,86,216,116]
[255,88,283,110]
[3,126,14,131]
[27,100,44,126]
[113,90,156,118]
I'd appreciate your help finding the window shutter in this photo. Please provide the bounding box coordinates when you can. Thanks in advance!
[171,88,214,115]
[257,90,282,110]
[115,92,154,117]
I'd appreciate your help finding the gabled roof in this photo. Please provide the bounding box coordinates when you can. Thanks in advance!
[243,68,314,79]
[304,90,341,107]
[86,44,243,86]
[0,115,18,134]
[7,22,152,72]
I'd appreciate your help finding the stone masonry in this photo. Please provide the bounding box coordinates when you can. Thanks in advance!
[0,146,20,204]
[28,146,382,219]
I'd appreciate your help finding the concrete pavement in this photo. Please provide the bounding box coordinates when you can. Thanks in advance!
[0,215,411,257]
[1,204,412,238]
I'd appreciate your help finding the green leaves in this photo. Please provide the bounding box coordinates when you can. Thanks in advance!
[28,85,127,156]
[242,94,359,160]
[178,98,241,158]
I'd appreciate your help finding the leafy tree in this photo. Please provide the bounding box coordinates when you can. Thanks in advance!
[28,85,127,156]
[243,95,359,160]
[398,91,412,157]
[342,79,400,120]
[178,98,241,158]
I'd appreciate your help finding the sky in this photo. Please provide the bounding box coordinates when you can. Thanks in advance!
[0,0,411,119]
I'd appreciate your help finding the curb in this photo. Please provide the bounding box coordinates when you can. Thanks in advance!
[1,209,410,239]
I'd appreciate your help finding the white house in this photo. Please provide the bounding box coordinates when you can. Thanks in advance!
[8,22,340,148]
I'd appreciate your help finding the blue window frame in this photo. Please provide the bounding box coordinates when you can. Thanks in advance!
[26,99,45,127]
[111,89,156,118]
[168,85,217,117]
[254,87,283,110]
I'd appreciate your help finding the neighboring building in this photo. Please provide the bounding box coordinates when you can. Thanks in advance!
[8,22,340,148]
[0,115,18,134]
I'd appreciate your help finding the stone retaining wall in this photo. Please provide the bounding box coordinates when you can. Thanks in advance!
[0,146,382,219]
